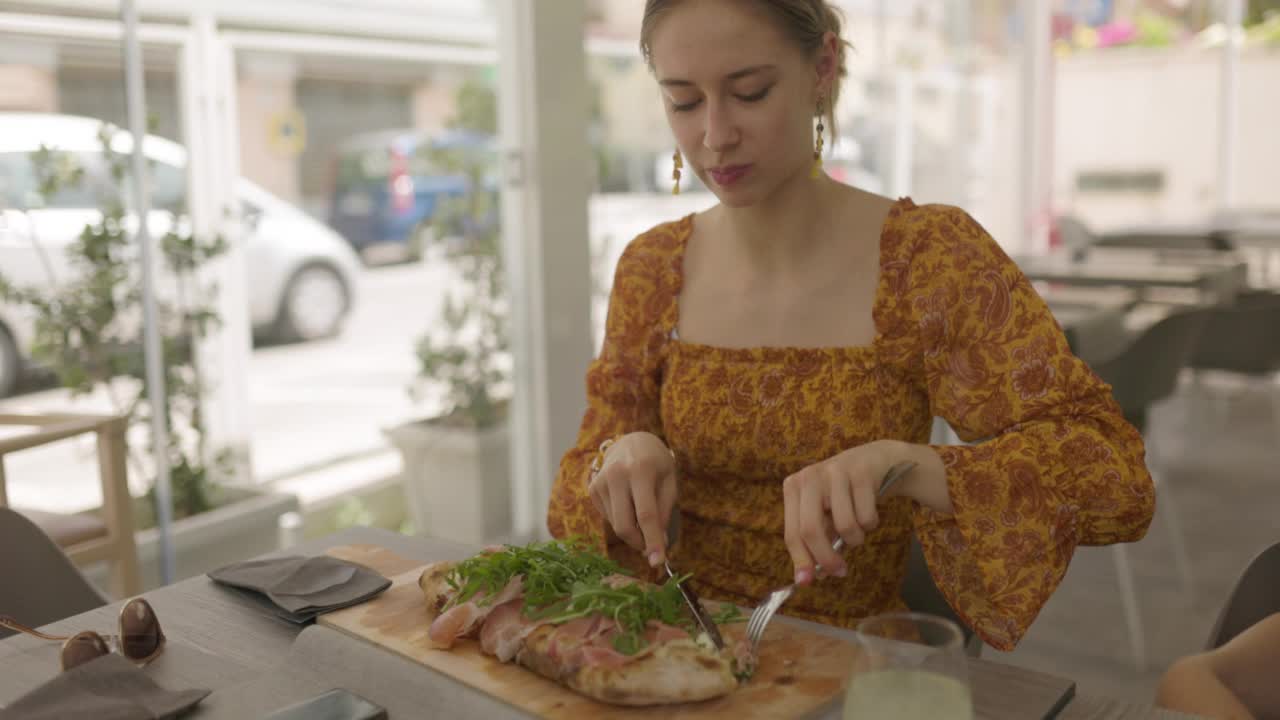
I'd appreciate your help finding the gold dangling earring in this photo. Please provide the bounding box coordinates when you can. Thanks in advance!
[672,149,683,195]
[811,97,825,179]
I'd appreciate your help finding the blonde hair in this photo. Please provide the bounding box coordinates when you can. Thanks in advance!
[640,0,851,132]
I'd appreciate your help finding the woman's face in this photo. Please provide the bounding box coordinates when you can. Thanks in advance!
[648,0,831,207]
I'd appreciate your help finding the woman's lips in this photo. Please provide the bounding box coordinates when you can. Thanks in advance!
[708,164,752,187]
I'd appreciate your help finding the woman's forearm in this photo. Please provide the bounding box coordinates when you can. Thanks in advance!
[882,440,953,515]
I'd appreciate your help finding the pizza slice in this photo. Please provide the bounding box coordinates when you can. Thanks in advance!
[418,539,754,706]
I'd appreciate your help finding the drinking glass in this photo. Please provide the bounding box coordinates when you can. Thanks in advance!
[843,612,972,720]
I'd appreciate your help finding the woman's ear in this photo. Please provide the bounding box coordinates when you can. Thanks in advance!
[814,30,840,98]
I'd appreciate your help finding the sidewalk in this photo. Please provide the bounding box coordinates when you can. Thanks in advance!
[0,260,452,515]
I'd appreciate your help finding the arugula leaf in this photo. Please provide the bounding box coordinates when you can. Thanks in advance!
[445,537,625,610]
[612,631,645,656]
[712,603,745,625]
[447,539,739,656]
[531,576,698,656]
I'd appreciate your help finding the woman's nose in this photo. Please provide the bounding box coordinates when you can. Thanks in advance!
[702,99,739,153]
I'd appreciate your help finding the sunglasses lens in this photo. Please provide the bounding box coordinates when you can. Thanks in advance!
[119,599,162,660]
[61,632,110,671]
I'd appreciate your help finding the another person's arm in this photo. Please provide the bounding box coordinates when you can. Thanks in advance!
[1157,612,1280,720]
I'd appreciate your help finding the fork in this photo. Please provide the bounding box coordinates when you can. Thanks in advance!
[744,461,918,658]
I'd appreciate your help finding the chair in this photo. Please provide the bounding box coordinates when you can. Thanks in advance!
[1094,307,1209,433]
[0,413,141,598]
[0,507,107,638]
[1204,541,1280,651]
[901,536,984,657]
[1188,290,1280,434]
[1057,215,1096,261]
[1091,307,1209,671]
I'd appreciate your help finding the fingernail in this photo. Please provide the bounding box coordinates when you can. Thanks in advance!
[834,564,848,578]
[649,551,662,566]
[795,568,812,585]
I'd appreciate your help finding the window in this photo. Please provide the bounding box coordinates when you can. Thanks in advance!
[0,153,30,210]
[0,151,112,211]
[149,160,187,213]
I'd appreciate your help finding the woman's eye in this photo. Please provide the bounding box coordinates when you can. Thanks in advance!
[737,87,771,103]
[671,98,702,113]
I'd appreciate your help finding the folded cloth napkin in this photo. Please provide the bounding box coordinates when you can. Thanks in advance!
[0,653,209,720]
[208,555,391,624]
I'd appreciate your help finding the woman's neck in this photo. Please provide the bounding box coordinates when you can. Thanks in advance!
[716,171,841,272]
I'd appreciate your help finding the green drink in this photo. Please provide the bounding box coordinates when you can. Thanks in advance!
[844,613,973,720]
[843,669,973,720]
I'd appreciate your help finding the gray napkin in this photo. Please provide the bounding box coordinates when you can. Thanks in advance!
[0,653,209,720]
[207,556,390,623]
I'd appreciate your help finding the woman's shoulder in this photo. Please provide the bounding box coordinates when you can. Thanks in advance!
[611,213,695,285]
[604,213,695,310]
[884,199,995,249]
[621,213,694,261]
[881,199,1012,276]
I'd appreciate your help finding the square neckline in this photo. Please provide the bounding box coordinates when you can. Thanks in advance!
[664,196,914,362]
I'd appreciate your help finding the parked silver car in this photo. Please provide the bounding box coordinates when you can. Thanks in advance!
[0,112,361,397]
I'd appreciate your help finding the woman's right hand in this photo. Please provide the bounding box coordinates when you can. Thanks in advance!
[588,431,678,567]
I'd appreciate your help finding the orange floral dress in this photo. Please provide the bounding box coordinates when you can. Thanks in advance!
[547,198,1154,651]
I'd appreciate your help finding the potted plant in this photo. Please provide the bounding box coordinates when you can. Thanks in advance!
[0,121,297,588]
[384,81,512,544]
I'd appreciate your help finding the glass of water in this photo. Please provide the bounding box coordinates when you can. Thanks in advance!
[843,612,973,720]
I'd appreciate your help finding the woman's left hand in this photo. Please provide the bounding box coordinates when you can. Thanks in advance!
[782,439,913,586]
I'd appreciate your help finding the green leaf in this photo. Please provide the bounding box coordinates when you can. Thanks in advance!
[444,539,714,657]
[612,632,644,656]
[712,604,746,625]
[446,537,624,610]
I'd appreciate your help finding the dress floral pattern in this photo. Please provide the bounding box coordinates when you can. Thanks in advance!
[547,198,1154,651]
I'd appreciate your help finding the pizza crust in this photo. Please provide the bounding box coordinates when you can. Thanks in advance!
[517,626,737,706]
[570,640,736,706]
[417,561,456,613]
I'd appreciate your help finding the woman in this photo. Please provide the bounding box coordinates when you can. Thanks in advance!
[548,0,1155,651]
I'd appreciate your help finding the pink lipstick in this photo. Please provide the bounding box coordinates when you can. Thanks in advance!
[708,164,752,187]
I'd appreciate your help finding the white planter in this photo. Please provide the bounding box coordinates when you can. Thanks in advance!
[86,487,299,593]
[383,419,511,545]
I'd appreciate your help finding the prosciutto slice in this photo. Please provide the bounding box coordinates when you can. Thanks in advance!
[427,575,524,649]
[479,599,533,661]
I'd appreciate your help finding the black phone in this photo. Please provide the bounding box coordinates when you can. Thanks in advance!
[261,688,388,720]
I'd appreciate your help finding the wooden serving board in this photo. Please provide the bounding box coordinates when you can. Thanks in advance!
[320,544,858,719]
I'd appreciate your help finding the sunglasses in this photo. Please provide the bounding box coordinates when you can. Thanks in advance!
[0,597,166,671]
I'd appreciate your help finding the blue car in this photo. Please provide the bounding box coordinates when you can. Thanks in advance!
[328,128,496,263]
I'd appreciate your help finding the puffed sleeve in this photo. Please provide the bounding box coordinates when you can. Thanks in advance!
[546,226,676,571]
[903,205,1155,651]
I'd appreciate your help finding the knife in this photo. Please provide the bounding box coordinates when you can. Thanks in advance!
[663,510,726,651]
[660,463,916,652]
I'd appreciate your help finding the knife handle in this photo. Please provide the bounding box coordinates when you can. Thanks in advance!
[829,460,917,557]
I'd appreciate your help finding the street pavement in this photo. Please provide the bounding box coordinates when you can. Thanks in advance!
[0,257,456,513]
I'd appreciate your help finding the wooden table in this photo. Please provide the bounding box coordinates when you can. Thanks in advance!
[1097,219,1280,285]
[1015,252,1248,306]
[1101,217,1280,251]
[0,527,1197,719]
